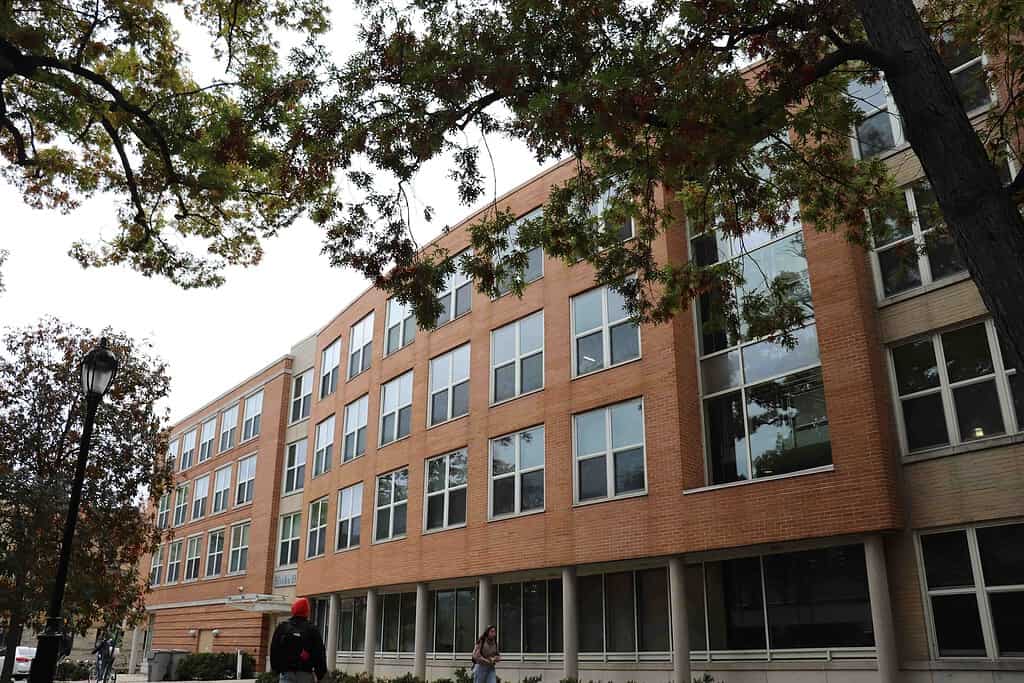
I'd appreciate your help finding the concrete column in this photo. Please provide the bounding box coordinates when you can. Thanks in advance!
[413,583,429,680]
[326,594,340,672]
[561,567,578,681]
[477,576,494,631]
[127,627,143,674]
[668,557,691,683]
[363,588,378,676]
[865,536,899,683]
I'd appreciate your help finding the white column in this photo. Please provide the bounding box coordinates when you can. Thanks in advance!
[478,576,493,632]
[865,536,899,683]
[561,567,578,681]
[127,627,143,674]
[668,557,691,683]
[414,583,429,680]
[326,594,340,672]
[363,588,378,676]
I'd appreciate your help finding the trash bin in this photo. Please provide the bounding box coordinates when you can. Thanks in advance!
[147,651,171,682]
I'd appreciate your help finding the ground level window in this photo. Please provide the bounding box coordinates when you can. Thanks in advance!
[375,592,417,654]
[431,587,477,655]
[337,597,367,653]
[493,579,563,655]
[577,568,669,655]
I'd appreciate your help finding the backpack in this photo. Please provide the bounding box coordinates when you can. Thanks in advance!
[271,620,310,673]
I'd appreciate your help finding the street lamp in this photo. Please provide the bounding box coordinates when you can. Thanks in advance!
[30,338,119,683]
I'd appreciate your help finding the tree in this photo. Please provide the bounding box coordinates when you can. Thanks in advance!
[0,318,173,683]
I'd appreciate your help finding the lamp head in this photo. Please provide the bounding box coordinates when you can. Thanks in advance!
[81,337,119,398]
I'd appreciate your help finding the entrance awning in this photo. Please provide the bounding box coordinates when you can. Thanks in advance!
[224,593,293,614]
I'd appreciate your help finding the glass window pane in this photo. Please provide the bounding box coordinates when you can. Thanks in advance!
[492,477,515,516]
[383,594,400,651]
[448,488,467,526]
[431,355,450,392]
[454,283,472,317]
[401,593,416,653]
[926,231,965,280]
[548,579,563,653]
[976,524,1024,587]
[493,325,516,366]
[521,470,544,511]
[573,289,604,334]
[607,287,629,323]
[902,393,950,451]
[575,410,607,456]
[523,581,547,653]
[893,338,940,394]
[431,391,449,425]
[498,583,522,653]
[686,565,707,652]
[989,592,1024,657]
[520,428,544,469]
[397,406,412,439]
[578,455,608,501]
[521,353,543,393]
[848,79,888,112]
[451,381,469,417]
[742,324,820,385]
[637,568,670,651]
[449,452,467,485]
[691,232,720,267]
[393,503,407,536]
[604,572,636,652]
[921,531,975,589]
[375,508,390,541]
[427,459,446,493]
[614,447,645,495]
[494,364,516,402]
[492,436,516,475]
[857,111,896,158]
[434,591,455,653]
[699,291,738,355]
[953,60,991,112]
[426,495,445,530]
[877,244,923,297]
[520,314,543,353]
[578,575,604,652]
[455,588,477,653]
[705,557,767,650]
[942,324,994,383]
[611,400,643,448]
[748,368,832,478]
[610,322,640,365]
[452,345,470,381]
[377,477,392,506]
[701,351,742,394]
[953,379,1005,440]
[576,332,604,375]
[932,594,986,657]
[706,392,749,484]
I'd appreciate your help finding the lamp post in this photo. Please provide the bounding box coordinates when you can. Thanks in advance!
[30,338,119,683]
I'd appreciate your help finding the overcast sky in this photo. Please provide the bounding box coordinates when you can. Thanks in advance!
[0,2,547,422]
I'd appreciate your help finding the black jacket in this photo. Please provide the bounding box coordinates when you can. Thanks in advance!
[270,616,327,678]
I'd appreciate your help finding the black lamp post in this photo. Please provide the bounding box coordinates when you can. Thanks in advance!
[30,338,119,683]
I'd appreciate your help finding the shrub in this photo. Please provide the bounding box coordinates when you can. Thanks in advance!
[523,677,542,683]
[256,673,279,683]
[56,659,92,681]
[693,675,717,683]
[454,668,472,683]
[433,678,455,683]
[175,652,255,680]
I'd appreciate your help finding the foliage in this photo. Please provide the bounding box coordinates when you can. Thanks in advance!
[175,652,255,681]
[521,677,542,683]
[453,667,472,683]
[0,318,173,683]
[255,672,279,683]
[55,658,92,681]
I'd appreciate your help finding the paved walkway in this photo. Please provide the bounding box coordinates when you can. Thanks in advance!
[62,677,256,683]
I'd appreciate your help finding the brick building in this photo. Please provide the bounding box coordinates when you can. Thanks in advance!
[141,57,1024,682]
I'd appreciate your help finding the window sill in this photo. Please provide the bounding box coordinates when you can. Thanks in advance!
[492,274,544,302]
[433,310,472,332]
[227,570,247,577]
[240,434,259,446]
[306,553,325,561]
[334,545,359,555]
[877,271,972,309]
[383,341,414,359]
[902,431,1024,465]
[490,387,544,409]
[233,501,253,510]
[488,507,545,524]
[347,369,370,383]
[423,522,467,536]
[683,464,835,494]
[311,471,332,481]
[341,452,366,466]
[573,489,647,508]
[371,534,407,546]
[281,489,304,499]
[426,412,470,431]
[571,355,643,382]
[203,574,221,580]
[378,434,411,450]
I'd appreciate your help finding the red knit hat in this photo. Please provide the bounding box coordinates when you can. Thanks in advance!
[291,597,310,618]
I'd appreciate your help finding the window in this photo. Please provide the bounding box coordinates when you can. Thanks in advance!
[686,544,873,655]
[167,439,179,471]
[229,521,250,573]
[313,416,335,477]
[191,474,210,520]
[490,426,545,518]
[376,592,418,654]
[156,493,170,529]
[871,182,965,299]
[278,512,301,567]
[385,298,416,355]
[180,429,196,470]
[212,466,231,513]
[307,498,329,558]
[495,208,544,296]
[338,597,368,653]
[919,523,1024,658]
[199,418,216,462]
[573,399,646,503]
[337,483,363,551]
[235,454,256,505]
[291,369,313,422]
[589,184,636,241]
[430,588,478,654]
[313,598,330,643]
[571,285,639,377]
[575,569,669,654]
[436,251,473,325]
[184,535,202,581]
[348,313,374,379]
[890,320,1020,454]
[425,449,468,531]
[242,391,263,441]
[428,345,470,426]
[219,404,238,452]
[166,541,182,583]
[939,38,992,114]
[173,483,189,526]
[374,468,408,542]
[320,339,341,398]
[380,371,413,445]
[495,580,563,654]
[343,395,368,462]
[204,529,224,577]
[491,312,544,403]
[284,439,307,494]
[149,545,164,586]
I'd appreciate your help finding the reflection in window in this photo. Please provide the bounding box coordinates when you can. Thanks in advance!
[572,285,640,376]
[430,587,477,654]
[574,569,669,655]
[495,208,544,295]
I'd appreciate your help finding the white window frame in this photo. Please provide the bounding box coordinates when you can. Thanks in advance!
[180,429,197,471]
[228,521,250,574]
[336,483,363,552]
[235,454,257,506]
[490,311,544,404]
[320,339,341,398]
[348,313,375,379]
[198,418,216,462]
[494,207,544,297]
[589,184,637,241]
[219,404,239,453]
[379,371,414,446]
[888,319,1020,456]
[165,540,183,584]
[423,449,468,532]
[278,512,302,568]
[343,395,369,462]
[428,344,470,427]
[173,482,189,527]
[191,474,210,520]
[570,284,641,378]
[488,425,545,520]
[156,493,170,529]
[385,298,416,355]
[205,528,225,578]
[283,439,307,494]
[291,368,313,423]
[307,497,329,559]
[374,468,409,543]
[571,398,648,505]
[436,249,473,326]
[242,390,263,442]
[167,438,180,470]
[212,465,232,514]
[313,415,335,477]
[149,545,164,586]
[184,534,202,582]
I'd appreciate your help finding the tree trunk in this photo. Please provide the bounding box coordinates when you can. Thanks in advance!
[857,0,1024,369]
[1,622,22,683]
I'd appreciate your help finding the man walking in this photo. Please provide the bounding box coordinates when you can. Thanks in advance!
[270,598,328,683]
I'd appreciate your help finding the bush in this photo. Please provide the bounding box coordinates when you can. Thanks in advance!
[256,673,279,683]
[175,652,255,680]
[56,659,92,681]
[523,677,542,683]
[454,669,472,683]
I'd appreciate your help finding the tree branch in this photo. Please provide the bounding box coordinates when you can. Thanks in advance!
[99,116,147,227]
[0,89,30,165]
[812,42,896,81]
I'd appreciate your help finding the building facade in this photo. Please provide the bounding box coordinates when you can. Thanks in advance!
[143,65,1024,682]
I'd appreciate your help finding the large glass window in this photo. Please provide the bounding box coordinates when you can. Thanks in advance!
[184,535,202,581]
[349,313,374,379]
[429,344,470,426]
[291,369,313,423]
[376,592,418,654]
[283,440,306,495]
[212,465,231,513]
[150,545,163,586]
[313,416,335,477]
[338,597,367,653]
[320,339,341,398]
[173,483,189,526]
[199,418,216,462]
[436,251,473,326]
[343,395,369,462]
[495,580,563,655]
[167,439,179,471]
[307,498,328,558]
[380,371,413,445]
[235,454,256,505]
[425,449,468,531]
[337,483,363,551]
[920,522,1024,658]
[489,425,545,518]
[430,587,477,654]
[385,298,416,355]
[571,285,640,377]
[375,468,408,542]
[180,429,196,471]
[229,521,249,573]
[491,311,544,403]
[166,540,182,583]
[205,529,224,577]
[573,399,646,503]
[576,569,669,655]
[191,474,210,519]
[242,390,263,441]
[279,512,301,567]
[495,208,544,296]
[156,493,170,529]
[219,404,238,452]
[891,320,1019,454]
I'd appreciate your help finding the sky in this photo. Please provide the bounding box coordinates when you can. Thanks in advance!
[0,2,548,422]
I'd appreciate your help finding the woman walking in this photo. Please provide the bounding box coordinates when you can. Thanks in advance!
[472,626,500,683]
